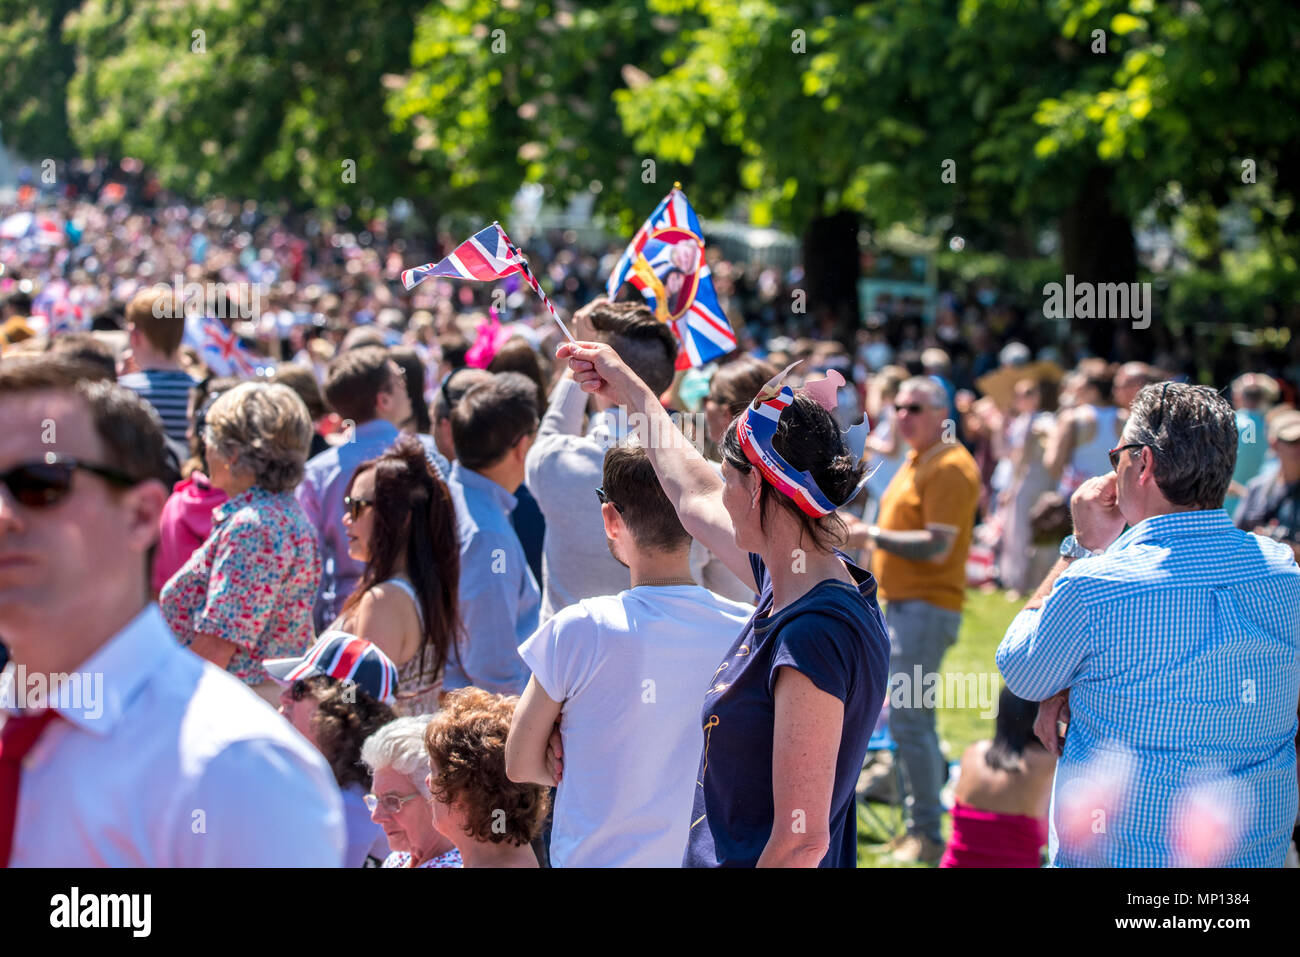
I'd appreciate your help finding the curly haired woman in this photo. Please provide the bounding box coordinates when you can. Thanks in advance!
[423,688,550,868]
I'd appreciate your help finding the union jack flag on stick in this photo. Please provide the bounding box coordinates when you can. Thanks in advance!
[606,184,736,369]
[401,223,574,344]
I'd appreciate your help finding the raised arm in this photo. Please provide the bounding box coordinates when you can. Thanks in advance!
[558,341,756,592]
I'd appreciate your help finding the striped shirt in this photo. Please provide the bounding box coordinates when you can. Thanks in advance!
[119,368,198,444]
[997,509,1300,867]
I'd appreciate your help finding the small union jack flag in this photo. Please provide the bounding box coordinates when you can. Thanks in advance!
[401,224,526,290]
[401,223,575,343]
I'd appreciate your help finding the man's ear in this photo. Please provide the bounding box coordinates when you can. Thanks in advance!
[1138,447,1159,487]
[600,501,621,541]
[123,479,169,553]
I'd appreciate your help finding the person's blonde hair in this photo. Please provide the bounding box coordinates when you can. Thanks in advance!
[206,381,313,492]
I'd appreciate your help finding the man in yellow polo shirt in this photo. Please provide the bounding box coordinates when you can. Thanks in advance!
[849,375,980,864]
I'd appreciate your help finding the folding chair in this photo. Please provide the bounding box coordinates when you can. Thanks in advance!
[857,705,906,841]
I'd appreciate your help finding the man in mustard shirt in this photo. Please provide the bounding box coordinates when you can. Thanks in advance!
[849,375,980,863]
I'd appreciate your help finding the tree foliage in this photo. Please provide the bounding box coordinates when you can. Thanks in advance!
[63,0,428,212]
[0,0,79,159]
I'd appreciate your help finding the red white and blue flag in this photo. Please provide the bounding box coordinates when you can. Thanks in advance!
[401,223,575,343]
[401,224,526,290]
[184,314,274,378]
[606,187,736,368]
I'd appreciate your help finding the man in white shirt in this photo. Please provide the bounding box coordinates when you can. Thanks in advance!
[505,444,752,867]
[0,355,345,866]
[524,298,679,621]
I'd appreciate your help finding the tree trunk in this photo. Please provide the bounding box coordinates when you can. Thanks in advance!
[1058,166,1138,357]
[801,210,861,349]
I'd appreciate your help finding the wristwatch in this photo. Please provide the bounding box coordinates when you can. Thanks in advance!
[1059,534,1100,560]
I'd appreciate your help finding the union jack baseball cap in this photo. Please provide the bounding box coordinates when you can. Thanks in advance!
[263,631,399,705]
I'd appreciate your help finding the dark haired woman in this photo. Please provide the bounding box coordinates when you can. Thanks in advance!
[939,688,1056,868]
[556,340,891,868]
[330,435,461,715]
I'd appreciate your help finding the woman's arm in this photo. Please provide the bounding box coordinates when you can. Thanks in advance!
[504,677,563,787]
[1043,409,1074,484]
[558,341,755,591]
[757,667,843,868]
[189,633,237,669]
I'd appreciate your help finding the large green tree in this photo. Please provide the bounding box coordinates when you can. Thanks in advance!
[63,0,432,218]
[0,0,79,158]
[616,0,1300,346]
[387,0,707,236]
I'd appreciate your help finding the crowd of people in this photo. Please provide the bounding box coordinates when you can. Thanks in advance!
[1,171,1298,868]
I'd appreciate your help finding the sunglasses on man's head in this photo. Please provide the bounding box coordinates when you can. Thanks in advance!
[595,487,623,513]
[0,455,138,508]
[343,495,374,521]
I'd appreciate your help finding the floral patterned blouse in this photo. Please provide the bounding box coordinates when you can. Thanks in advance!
[382,848,463,869]
[161,486,322,685]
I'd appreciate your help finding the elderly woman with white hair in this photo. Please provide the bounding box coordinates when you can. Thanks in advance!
[360,716,463,868]
[161,381,322,704]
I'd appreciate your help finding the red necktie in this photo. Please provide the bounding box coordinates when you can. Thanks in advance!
[0,710,58,868]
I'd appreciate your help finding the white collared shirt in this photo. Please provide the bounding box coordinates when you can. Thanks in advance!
[1,604,345,867]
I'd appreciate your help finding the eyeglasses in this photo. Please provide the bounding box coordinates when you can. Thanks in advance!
[894,403,928,415]
[595,487,623,513]
[362,791,423,814]
[1107,443,1145,471]
[0,455,138,508]
[343,495,374,521]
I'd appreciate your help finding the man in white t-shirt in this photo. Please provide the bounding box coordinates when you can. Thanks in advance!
[505,444,752,867]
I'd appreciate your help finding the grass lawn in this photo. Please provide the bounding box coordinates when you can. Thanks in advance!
[857,587,1025,867]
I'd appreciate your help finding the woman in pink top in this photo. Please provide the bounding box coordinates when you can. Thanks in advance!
[152,471,227,594]
[151,378,235,594]
[940,688,1056,868]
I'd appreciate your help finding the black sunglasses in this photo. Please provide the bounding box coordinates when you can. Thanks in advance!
[439,368,474,417]
[894,403,927,415]
[343,495,374,521]
[595,487,623,513]
[0,455,138,508]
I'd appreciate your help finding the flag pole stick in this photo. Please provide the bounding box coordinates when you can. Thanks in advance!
[493,222,576,344]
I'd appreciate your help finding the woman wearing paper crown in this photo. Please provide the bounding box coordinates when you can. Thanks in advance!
[556,339,891,868]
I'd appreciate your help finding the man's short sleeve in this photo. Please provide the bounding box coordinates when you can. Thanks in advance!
[768,612,856,703]
[921,458,980,533]
[517,605,595,703]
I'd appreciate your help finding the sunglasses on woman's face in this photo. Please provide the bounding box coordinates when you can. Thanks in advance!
[343,495,374,521]
[0,455,137,508]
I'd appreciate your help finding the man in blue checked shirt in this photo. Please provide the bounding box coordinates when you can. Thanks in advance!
[998,382,1300,867]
